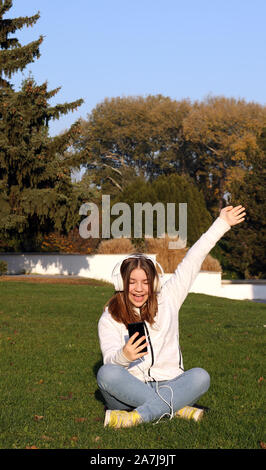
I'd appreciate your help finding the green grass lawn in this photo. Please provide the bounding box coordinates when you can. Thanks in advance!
[0,281,265,449]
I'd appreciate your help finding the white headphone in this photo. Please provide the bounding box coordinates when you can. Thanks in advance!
[111,253,164,293]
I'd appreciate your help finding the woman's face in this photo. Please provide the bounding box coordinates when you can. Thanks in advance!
[128,268,150,307]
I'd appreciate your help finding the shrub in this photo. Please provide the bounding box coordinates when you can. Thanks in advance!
[0,260,8,275]
[97,237,136,254]
[144,235,221,273]
[96,234,221,273]
[113,174,212,246]
[40,227,100,254]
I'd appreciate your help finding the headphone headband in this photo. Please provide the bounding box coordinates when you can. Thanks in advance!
[111,253,164,293]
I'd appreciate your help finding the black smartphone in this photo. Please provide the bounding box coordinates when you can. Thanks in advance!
[128,321,147,352]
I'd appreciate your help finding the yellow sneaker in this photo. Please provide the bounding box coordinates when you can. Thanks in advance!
[104,409,142,428]
[175,406,204,422]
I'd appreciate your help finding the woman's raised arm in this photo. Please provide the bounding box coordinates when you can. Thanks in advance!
[160,205,246,308]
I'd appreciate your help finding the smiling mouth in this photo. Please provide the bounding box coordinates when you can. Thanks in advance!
[132,294,146,301]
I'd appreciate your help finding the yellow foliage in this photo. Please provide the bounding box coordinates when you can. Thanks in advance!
[144,235,221,273]
[97,237,136,254]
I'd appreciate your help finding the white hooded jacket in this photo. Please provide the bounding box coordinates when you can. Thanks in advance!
[98,217,231,382]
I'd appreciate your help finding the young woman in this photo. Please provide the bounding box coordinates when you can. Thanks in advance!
[97,205,246,428]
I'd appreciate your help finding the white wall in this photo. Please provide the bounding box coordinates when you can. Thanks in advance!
[0,253,157,283]
[1,253,265,301]
[220,280,266,301]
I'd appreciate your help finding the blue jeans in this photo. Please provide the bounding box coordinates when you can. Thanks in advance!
[97,364,210,423]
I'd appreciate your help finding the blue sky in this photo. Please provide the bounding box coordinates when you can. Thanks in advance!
[8,0,266,137]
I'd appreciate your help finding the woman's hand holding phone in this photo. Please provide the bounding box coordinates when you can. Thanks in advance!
[123,332,148,362]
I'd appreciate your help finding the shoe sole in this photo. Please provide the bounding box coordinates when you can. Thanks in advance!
[104,409,112,427]
[176,408,204,422]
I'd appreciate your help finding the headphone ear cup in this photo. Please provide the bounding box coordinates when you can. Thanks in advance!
[113,272,124,291]
[153,275,161,293]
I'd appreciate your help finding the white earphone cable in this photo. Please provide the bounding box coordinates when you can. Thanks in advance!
[137,358,174,424]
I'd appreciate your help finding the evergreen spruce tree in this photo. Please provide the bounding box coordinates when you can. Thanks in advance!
[0,0,42,88]
[113,174,212,246]
[0,0,84,251]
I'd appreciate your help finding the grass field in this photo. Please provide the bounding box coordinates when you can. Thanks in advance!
[0,280,265,450]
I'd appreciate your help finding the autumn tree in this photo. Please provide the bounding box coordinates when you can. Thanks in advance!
[182,96,266,215]
[75,95,265,212]
[0,0,84,251]
[74,95,194,193]
[220,129,266,278]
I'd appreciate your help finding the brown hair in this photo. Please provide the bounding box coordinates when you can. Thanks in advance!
[105,254,159,327]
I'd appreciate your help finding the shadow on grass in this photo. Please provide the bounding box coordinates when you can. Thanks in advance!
[93,359,105,406]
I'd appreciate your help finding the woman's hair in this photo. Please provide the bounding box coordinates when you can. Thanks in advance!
[105,254,159,327]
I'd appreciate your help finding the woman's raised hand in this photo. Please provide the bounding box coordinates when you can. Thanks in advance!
[219,205,246,227]
[123,332,148,362]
